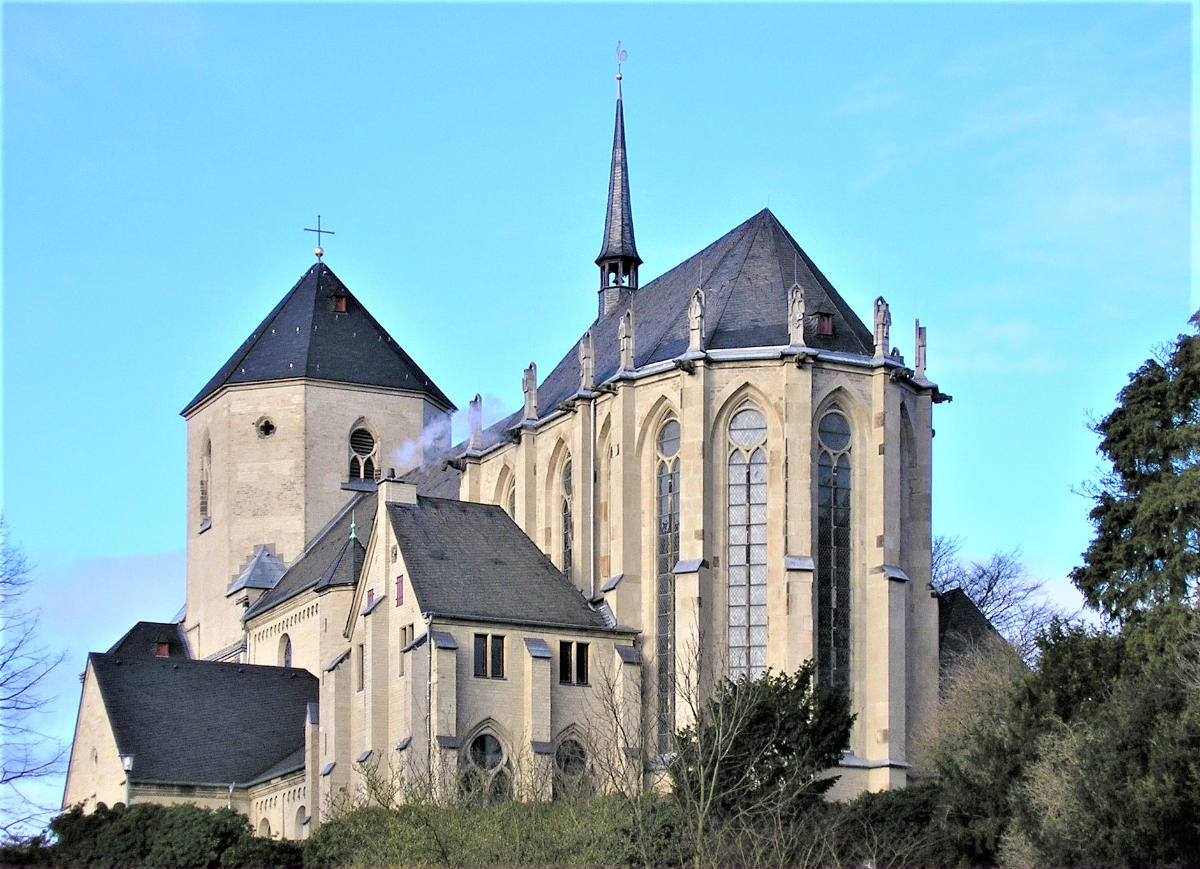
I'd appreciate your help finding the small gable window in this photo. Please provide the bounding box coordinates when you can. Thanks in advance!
[817,313,835,337]
[395,575,404,606]
[349,427,379,481]
[156,642,170,658]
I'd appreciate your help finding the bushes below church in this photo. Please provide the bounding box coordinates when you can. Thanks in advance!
[18,803,302,869]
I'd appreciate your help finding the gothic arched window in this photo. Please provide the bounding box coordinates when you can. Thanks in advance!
[462,733,512,804]
[506,482,516,519]
[561,458,573,576]
[279,633,292,668]
[727,404,768,679]
[552,737,591,799]
[348,426,378,481]
[817,407,852,690]
[655,416,680,752]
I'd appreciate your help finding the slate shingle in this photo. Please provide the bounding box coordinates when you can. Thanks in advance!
[90,654,317,785]
[387,496,611,631]
[182,263,454,415]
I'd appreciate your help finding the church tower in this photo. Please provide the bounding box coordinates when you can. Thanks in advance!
[595,66,642,319]
[181,260,454,660]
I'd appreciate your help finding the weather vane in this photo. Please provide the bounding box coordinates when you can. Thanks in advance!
[304,215,336,261]
[616,41,628,93]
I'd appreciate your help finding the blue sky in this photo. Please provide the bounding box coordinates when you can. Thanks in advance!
[1,2,1191,826]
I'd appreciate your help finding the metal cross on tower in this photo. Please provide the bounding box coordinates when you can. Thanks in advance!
[304,215,336,260]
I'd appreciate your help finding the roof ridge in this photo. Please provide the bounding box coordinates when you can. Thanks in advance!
[702,215,769,348]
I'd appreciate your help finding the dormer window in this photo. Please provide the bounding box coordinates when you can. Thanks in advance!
[156,642,169,658]
[332,295,347,314]
[818,313,835,337]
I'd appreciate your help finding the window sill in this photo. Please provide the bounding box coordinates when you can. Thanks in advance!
[559,681,591,687]
[473,675,508,681]
[341,479,378,492]
[197,518,212,534]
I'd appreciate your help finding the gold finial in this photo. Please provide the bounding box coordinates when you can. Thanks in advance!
[304,215,336,261]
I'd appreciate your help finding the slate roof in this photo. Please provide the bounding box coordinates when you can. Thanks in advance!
[89,654,316,785]
[244,492,376,619]
[596,89,640,266]
[182,262,454,415]
[107,622,190,659]
[227,546,286,596]
[386,496,612,631]
[938,587,1004,668]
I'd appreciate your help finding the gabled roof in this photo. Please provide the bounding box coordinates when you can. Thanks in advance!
[89,654,316,786]
[244,492,376,619]
[107,621,190,659]
[182,262,454,415]
[387,496,611,631]
[227,546,285,596]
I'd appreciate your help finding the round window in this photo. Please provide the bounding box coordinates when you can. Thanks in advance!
[818,411,851,452]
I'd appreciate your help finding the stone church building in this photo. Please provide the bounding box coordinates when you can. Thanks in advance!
[64,78,949,838]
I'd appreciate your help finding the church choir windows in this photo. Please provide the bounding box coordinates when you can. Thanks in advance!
[559,641,589,685]
[561,459,573,576]
[348,426,379,481]
[727,404,768,680]
[473,634,505,679]
[462,733,512,804]
[816,407,852,690]
[655,416,680,752]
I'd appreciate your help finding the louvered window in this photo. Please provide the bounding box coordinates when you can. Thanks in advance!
[199,438,212,521]
[349,427,380,480]
[727,405,768,680]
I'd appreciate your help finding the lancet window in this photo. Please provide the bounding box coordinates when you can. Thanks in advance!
[348,426,379,481]
[655,416,680,752]
[727,404,768,679]
[816,408,852,690]
[561,458,573,576]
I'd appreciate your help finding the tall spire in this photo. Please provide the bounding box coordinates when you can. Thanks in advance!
[596,42,641,318]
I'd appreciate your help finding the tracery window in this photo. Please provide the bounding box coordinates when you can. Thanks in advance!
[816,408,852,690]
[462,733,512,804]
[553,738,590,799]
[655,416,680,751]
[348,426,379,481]
[727,404,768,680]
[561,458,573,576]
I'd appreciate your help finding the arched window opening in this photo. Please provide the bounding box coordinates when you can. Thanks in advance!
[727,404,767,680]
[257,818,271,838]
[506,482,516,519]
[199,438,212,521]
[655,416,680,752]
[552,738,591,799]
[462,733,512,804]
[561,459,573,577]
[817,408,852,691]
[279,633,292,669]
[349,427,379,481]
[295,806,307,840]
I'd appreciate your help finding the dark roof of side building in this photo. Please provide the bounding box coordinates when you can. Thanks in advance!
[182,262,454,415]
[938,587,1005,668]
[89,654,317,786]
[387,496,612,631]
[107,622,190,659]
[245,492,376,619]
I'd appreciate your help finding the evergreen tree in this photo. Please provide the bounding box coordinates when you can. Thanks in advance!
[1072,314,1200,621]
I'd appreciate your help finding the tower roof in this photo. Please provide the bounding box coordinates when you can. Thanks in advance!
[182,262,454,416]
[595,86,641,267]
